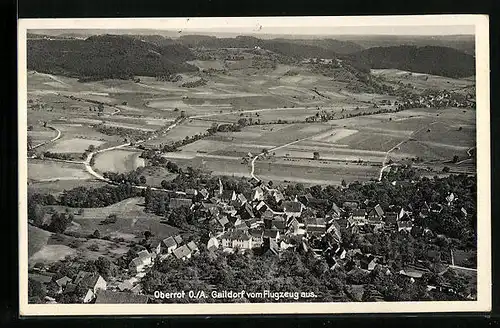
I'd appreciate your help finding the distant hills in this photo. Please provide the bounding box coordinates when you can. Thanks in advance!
[26,33,476,81]
[347,45,475,78]
[27,34,197,80]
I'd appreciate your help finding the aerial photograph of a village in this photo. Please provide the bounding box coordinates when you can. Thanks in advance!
[24,22,478,305]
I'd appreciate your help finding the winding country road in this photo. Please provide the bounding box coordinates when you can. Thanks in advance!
[31,125,62,149]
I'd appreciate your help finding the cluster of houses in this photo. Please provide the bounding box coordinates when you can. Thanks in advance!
[28,176,474,303]
[396,89,474,110]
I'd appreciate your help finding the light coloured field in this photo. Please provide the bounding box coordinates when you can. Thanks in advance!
[94,149,145,173]
[187,60,225,71]
[30,244,76,264]
[28,160,91,181]
[48,138,106,153]
[179,139,230,153]
[103,122,156,132]
[311,128,359,143]
[28,225,52,257]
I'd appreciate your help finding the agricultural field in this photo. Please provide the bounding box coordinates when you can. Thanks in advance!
[28,159,92,181]
[28,179,108,196]
[371,69,475,92]
[142,120,213,147]
[48,138,106,153]
[93,149,145,173]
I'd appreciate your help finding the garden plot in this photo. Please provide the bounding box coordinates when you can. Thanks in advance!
[93,149,145,173]
[48,138,106,153]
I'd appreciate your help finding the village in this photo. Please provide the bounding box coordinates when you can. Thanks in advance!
[28,170,477,304]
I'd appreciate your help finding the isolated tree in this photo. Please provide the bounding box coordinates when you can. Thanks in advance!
[144,231,153,240]
[27,135,33,151]
[92,229,101,239]
[98,104,104,112]
[87,144,95,152]
[341,179,347,187]
[452,155,459,163]
[442,166,451,173]
[139,175,147,185]
[313,152,320,160]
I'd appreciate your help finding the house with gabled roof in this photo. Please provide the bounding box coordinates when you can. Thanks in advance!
[221,190,236,203]
[186,189,198,198]
[249,228,264,246]
[162,236,178,254]
[329,202,343,220]
[360,256,378,271]
[343,200,359,210]
[73,271,107,303]
[384,212,398,226]
[263,237,280,257]
[117,280,134,292]
[74,271,107,294]
[173,244,192,260]
[207,237,220,252]
[216,215,230,230]
[55,276,72,293]
[297,193,315,206]
[347,209,367,227]
[445,192,456,206]
[251,186,265,202]
[368,204,384,220]
[326,221,342,243]
[186,241,199,254]
[221,230,253,250]
[129,257,148,274]
[282,201,304,218]
[397,220,413,232]
[254,200,268,214]
[239,203,255,220]
[271,190,285,204]
[199,188,210,200]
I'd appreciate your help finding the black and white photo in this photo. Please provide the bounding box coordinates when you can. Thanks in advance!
[18,15,491,315]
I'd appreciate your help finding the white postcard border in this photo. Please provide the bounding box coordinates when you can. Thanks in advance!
[18,14,491,316]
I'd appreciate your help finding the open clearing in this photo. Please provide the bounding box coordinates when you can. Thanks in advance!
[94,149,145,173]
[28,160,91,181]
[59,198,180,242]
[48,138,106,153]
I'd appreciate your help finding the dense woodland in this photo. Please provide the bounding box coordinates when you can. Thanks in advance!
[347,45,475,78]
[27,34,197,80]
